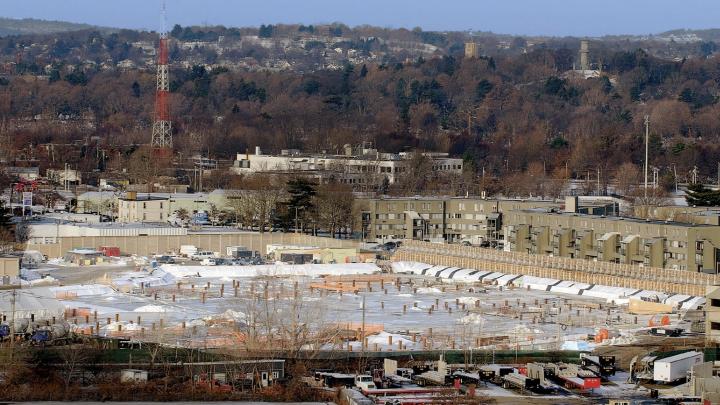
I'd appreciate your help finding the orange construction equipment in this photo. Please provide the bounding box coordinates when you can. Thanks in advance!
[594,328,609,343]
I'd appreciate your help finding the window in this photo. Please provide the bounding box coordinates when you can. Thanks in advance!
[712,322,720,331]
[711,299,720,308]
[160,202,163,209]
[143,202,147,209]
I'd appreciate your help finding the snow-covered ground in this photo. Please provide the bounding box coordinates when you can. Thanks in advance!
[9,260,684,351]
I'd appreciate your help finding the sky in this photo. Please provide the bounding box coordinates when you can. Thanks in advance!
[3,0,720,37]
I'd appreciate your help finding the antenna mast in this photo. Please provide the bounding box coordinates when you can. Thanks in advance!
[151,0,173,152]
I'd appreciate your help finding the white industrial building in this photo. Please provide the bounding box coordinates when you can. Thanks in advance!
[25,219,187,245]
[232,146,464,186]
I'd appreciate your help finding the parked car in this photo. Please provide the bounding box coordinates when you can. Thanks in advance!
[156,255,175,264]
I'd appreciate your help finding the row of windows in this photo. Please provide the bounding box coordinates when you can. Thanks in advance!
[375,224,405,230]
[432,164,462,171]
[664,252,687,260]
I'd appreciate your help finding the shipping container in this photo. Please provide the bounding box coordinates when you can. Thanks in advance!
[99,246,120,257]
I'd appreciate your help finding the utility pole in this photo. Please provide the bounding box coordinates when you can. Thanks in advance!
[294,206,299,234]
[644,115,649,199]
[652,167,659,189]
[10,288,16,363]
[361,294,366,357]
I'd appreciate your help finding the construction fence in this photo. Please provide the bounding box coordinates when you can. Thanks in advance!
[393,240,719,296]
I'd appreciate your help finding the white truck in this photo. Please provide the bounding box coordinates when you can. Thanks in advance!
[354,374,376,390]
[653,351,703,383]
[180,245,198,257]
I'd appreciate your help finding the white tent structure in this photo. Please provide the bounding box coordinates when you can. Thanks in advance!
[0,288,65,321]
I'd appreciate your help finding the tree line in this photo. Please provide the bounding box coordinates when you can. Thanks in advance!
[3,29,720,197]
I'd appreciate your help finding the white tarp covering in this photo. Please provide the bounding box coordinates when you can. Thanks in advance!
[392,261,703,309]
[158,262,379,282]
[0,288,65,320]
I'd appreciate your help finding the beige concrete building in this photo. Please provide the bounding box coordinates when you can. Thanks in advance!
[0,256,20,278]
[362,197,557,244]
[78,189,232,219]
[117,193,169,223]
[505,209,720,272]
[706,285,720,345]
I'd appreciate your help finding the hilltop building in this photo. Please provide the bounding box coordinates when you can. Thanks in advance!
[232,146,463,187]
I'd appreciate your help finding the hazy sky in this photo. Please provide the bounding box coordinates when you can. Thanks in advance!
[3,0,720,37]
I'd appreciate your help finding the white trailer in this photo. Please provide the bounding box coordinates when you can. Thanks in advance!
[180,245,198,257]
[653,351,703,383]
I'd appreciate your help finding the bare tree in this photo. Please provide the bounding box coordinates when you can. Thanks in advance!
[58,344,88,391]
[314,183,354,238]
[614,162,641,197]
[227,183,284,233]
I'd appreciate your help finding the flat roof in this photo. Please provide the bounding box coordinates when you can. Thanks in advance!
[242,153,462,162]
[514,209,714,227]
[372,196,555,203]
[119,196,168,201]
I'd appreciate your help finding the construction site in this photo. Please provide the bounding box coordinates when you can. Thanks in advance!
[1,237,717,403]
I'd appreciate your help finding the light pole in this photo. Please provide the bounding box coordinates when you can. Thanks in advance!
[644,115,649,199]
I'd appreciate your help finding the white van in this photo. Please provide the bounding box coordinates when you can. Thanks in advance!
[191,251,215,261]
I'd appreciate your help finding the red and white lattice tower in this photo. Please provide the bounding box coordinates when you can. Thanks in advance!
[151,1,172,151]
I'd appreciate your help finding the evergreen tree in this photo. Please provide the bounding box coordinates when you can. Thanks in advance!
[277,178,316,232]
[0,200,13,244]
[685,183,720,206]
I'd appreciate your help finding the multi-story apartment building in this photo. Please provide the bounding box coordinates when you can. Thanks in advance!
[362,197,557,244]
[706,285,720,345]
[117,192,169,223]
[232,146,463,187]
[504,208,720,273]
